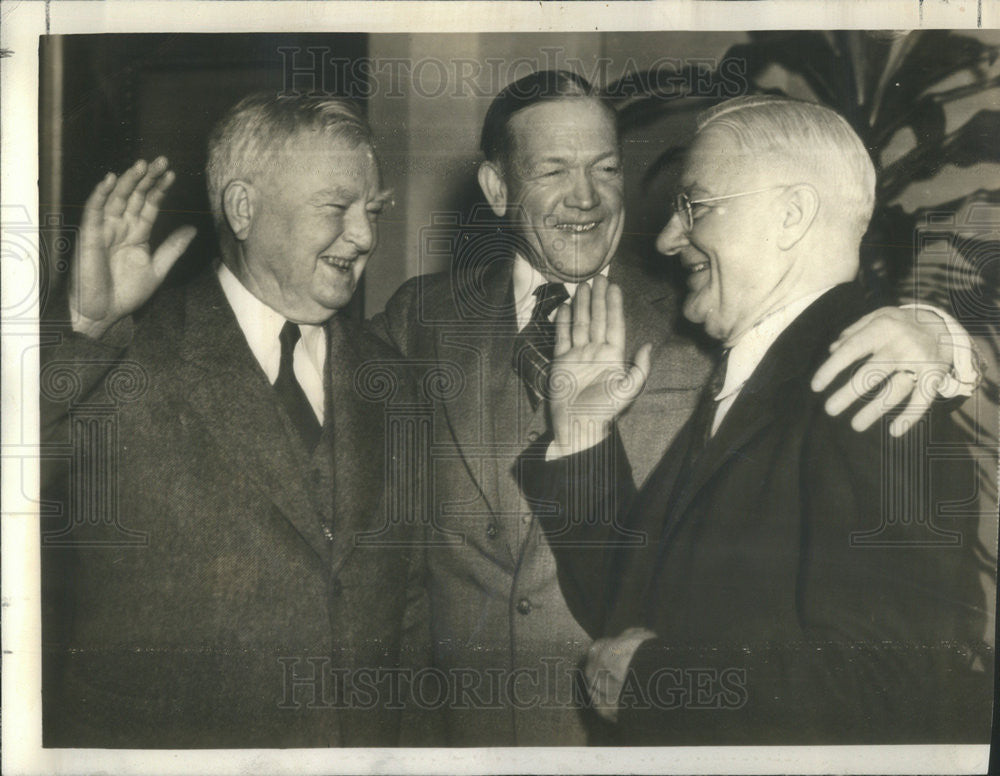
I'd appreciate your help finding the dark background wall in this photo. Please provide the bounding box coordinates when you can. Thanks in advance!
[40,33,368,318]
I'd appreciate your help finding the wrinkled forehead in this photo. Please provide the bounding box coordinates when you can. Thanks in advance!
[506,98,620,162]
[280,127,376,166]
[261,129,380,187]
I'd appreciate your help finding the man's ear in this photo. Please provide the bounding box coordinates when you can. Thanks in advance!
[222,180,254,241]
[776,183,819,251]
[478,161,508,218]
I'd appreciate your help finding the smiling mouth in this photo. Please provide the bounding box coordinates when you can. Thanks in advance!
[321,255,356,272]
[555,222,599,234]
[686,261,709,274]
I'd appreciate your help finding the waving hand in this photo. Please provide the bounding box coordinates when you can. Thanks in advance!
[549,275,652,454]
[70,157,196,339]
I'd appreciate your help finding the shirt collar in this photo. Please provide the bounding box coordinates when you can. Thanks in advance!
[217,261,286,375]
[716,286,834,402]
[511,253,611,331]
[215,261,326,384]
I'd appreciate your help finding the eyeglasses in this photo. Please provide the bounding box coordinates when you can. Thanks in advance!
[672,186,788,232]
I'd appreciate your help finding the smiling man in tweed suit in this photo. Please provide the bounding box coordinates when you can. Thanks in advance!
[41,93,429,747]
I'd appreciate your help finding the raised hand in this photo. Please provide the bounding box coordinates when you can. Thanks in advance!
[70,157,196,339]
[549,275,652,453]
[810,306,953,437]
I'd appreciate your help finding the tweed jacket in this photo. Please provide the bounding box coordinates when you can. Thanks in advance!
[41,269,429,748]
[371,249,713,744]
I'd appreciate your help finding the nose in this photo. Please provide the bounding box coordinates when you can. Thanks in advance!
[565,169,600,210]
[342,206,375,254]
[656,212,689,256]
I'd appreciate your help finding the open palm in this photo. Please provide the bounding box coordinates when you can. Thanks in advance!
[71,157,196,338]
[550,276,652,452]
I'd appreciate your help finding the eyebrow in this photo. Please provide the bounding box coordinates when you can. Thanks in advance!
[369,188,394,207]
[682,183,711,198]
[311,187,353,202]
[310,187,394,206]
[531,150,620,166]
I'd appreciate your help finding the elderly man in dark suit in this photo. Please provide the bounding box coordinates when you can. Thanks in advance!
[41,94,427,747]
[372,71,979,745]
[521,95,993,744]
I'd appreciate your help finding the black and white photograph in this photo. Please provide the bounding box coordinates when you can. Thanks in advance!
[2,2,998,774]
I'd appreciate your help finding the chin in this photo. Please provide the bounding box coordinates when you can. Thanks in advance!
[310,292,352,317]
[320,281,357,306]
[684,302,721,340]
[326,296,353,313]
[548,253,610,281]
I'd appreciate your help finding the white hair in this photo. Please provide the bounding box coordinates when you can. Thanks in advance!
[696,95,877,241]
[205,93,373,232]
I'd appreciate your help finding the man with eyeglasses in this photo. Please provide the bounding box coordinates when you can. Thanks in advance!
[374,71,984,745]
[520,95,993,744]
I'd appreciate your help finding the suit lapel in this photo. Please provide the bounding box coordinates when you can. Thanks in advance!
[175,273,331,562]
[667,377,784,524]
[323,316,386,575]
[434,259,517,519]
[661,284,865,528]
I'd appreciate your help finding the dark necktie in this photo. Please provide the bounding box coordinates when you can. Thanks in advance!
[668,349,730,513]
[513,282,570,409]
[687,348,730,457]
[275,321,322,451]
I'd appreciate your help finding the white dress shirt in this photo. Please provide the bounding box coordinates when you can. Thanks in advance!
[511,253,610,332]
[901,303,978,398]
[710,287,833,437]
[216,262,326,424]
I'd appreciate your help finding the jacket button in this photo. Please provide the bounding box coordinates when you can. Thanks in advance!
[486,523,499,539]
[516,598,532,615]
[527,430,540,442]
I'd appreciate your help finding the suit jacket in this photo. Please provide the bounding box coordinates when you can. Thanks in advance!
[41,269,429,748]
[522,283,993,745]
[371,250,712,744]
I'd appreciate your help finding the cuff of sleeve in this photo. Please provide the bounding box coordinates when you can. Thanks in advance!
[519,428,628,509]
[56,315,135,356]
[901,303,980,397]
[545,435,607,461]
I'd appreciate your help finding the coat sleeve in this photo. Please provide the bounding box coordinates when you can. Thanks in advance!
[615,404,992,744]
[394,517,448,745]
[40,315,135,443]
[517,429,639,638]
[372,356,446,744]
[368,276,423,358]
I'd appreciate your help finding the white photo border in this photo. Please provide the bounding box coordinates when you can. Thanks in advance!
[2,2,996,775]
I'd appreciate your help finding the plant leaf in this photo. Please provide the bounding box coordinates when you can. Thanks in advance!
[726,31,849,107]
[880,110,1000,199]
[872,31,999,140]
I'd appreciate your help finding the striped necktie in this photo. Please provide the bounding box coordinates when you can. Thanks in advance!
[513,282,570,410]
